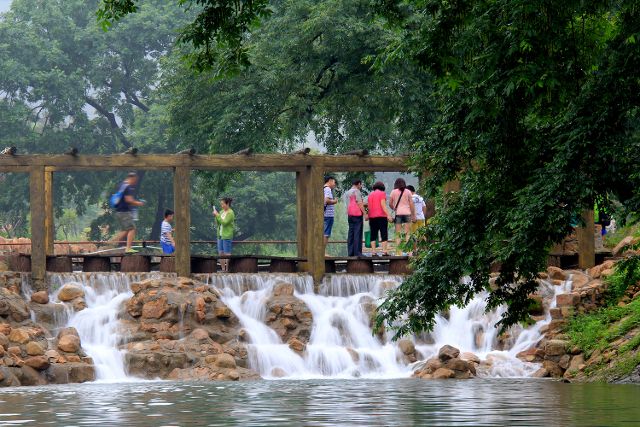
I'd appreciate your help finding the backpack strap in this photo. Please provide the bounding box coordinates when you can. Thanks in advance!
[394,188,406,211]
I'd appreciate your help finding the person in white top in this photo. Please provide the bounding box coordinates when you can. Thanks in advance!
[407,185,427,234]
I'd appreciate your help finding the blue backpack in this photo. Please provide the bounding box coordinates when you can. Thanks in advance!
[109,183,128,209]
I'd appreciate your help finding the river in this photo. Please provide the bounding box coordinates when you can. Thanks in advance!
[0,379,638,426]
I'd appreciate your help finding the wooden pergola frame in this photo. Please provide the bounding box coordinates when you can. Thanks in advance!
[0,153,410,286]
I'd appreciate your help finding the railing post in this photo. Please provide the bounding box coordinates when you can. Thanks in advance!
[296,167,310,270]
[307,165,325,285]
[30,166,47,290]
[173,166,191,277]
[44,170,54,256]
[577,209,595,269]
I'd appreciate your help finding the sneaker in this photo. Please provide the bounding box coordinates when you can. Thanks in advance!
[125,248,139,254]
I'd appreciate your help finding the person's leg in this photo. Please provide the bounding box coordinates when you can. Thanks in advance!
[223,240,233,272]
[347,216,355,256]
[355,216,363,256]
[395,221,402,255]
[403,223,411,242]
[380,218,389,254]
[126,228,135,251]
[369,220,377,252]
[217,239,224,272]
[324,217,333,256]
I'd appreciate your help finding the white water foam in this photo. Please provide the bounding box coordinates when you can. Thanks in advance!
[48,273,162,381]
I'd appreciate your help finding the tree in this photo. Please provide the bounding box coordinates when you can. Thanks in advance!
[0,0,189,240]
[160,0,433,155]
[373,0,640,336]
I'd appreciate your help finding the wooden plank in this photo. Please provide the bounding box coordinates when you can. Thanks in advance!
[296,168,310,270]
[44,170,54,256]
[29,166,47,288]
[307,165,326,284]
[577,209,595,269]
[1,154,410,172]
[173,166,191,277]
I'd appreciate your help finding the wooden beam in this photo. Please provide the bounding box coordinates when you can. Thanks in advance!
[307,165,326,285]
[577,209,595,269]
[0,154,410,172]
[173,167,191,277]
[29,166,47,289]
[296,168,310,270]
[44,170,54,256]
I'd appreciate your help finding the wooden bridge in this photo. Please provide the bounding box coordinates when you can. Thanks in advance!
[0,150,411,287]
[0,149,599,289]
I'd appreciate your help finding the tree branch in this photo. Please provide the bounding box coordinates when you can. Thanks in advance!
[83,96,132,148]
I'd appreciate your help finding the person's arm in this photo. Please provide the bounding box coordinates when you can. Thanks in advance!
[381,198,393,221]
[422,201,427,218]
[167,231,175,246]
[356,191,367,219]
[124,195,144,206]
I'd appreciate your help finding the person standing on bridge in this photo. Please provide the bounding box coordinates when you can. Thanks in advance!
[160,209,176,254]
[389,178,416,255]
[214,197,235,272]
[113,172,145,254]
[323,176,338,256]
[367,181,393,256]
[345,179,368,257]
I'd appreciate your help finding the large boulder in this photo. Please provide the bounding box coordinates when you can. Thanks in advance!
[265,282,313,344]
[438,345,460,362]
[31,291,49,305]
[57,284,85,302]
[58,335,81,353]
[0,288,30,322]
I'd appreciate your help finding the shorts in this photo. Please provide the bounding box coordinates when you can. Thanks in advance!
[324,216,334,237]
[411,219,425,233]
[217,239,233,254]
[161,242,175,254]
[394,215,411,224]
[369,217,389,242]
[116,211,136,231]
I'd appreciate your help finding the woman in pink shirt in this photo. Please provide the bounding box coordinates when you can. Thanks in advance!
[389,178,416,255]
[367,181,393,255]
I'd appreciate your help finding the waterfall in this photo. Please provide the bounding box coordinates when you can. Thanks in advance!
[205,273,570,379]
[48,273,161,381]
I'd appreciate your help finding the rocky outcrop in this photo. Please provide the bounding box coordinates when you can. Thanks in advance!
[264,282,313,344]
[413,345,477,379]
[121,277,260,381]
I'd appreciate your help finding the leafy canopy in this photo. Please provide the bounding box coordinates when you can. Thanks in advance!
[373,0,640,336]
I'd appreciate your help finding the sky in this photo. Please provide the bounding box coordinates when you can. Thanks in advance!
[0,0,11,13]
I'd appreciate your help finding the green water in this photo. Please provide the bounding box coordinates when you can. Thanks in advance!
[0,379,638,426]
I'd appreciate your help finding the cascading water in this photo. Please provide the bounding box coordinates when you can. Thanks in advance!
[204,273,570,379]
[47,273,162,381]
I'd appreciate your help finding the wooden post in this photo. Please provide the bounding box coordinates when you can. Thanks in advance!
[30,166,47,289]
[173,167,191,277]
[307,165,325,285]
[44,170,54,256]
[296,168,310,270]
[577,209,595,269]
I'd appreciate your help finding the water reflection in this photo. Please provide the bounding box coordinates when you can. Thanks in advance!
[0,379,638,426]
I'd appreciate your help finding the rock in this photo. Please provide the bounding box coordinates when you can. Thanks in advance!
[556,293,578,307]
[30,291,49,304]
[141,296,169,319]
[18,365,47,386]
[0,324,10,336]
[438,345,460,362]
[26,341,44,356]
[24,355,49,371]
[190,328,210,341]
[214,306,232,319]
[273,282,295,297]
[8,328,30,344]
[58,327,80,339]
[570,273,590,290]
[45,349,61,362]
[58,335,81,353]
[72,298,87,311]
[542,360,564,377]
[613,236,634,256]
[397,339,415,356]
[547,266,567,281]
[214,353,236,369]
[0,289,30,322]
[57,284,84,302]
[544,340,568,357]
[532,368,549,378]
[432,368,455,379]
[558,354,571,370]
[460,352,481,364]
[0,332,8,349]
[68,363,96,383]
[288,337,306,353]
[271,367,287,378]
[567,354,585,372]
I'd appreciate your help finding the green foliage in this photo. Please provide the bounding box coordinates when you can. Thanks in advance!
[604,255,640,305]
[98,0,272,75]
[374,0,640,337]
[567,297,640,358]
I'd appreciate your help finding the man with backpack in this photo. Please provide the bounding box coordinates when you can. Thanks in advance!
[112,172,145,254]
[345,179,368,257]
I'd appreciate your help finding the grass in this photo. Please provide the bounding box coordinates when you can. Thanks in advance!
[603,223,640,248]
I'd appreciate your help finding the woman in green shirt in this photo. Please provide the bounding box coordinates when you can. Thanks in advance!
[213,197,235,272]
